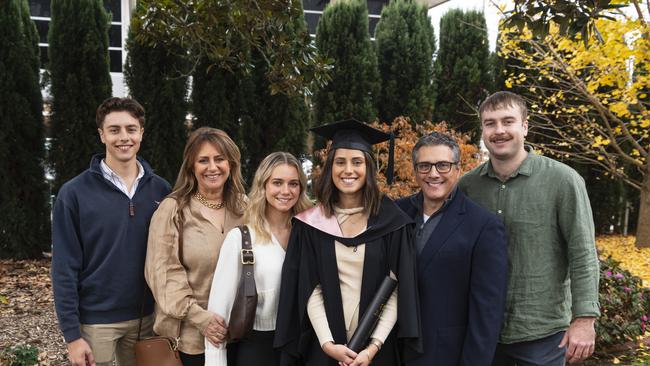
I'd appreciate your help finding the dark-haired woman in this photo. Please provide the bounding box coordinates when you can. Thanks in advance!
[275,120,422,366]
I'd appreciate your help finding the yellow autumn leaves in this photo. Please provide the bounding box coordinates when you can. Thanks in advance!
[498,15,649,176]
[597,235,650,286]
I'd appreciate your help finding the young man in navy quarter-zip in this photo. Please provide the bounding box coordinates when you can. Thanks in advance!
[52,97,171,366]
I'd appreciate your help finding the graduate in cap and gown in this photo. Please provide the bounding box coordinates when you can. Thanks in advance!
[274,119,422,366]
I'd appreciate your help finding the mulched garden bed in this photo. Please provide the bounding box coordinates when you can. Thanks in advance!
[2,258,650,365]
[0,259,67,365]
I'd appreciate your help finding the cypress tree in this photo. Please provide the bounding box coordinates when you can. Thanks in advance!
[48,0,112,192]
[0,0,50,258]
[125,3,188,184]
[434,9,492,141]
[375,0,435,124]
[191,57,249,140]
[239,52,309,181]
[237,10,310,180]
[20,0,39,78]
[191,11,309,181]
[314,0,379,130]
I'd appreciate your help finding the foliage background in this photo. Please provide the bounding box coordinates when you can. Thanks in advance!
[124,3,189,184]
[47,0,112,193]
[434,9,493,143]
[314,0,379,146]
[375,0,436,124]
[497,16,649,246]
[311,116,481,198]
[0,0,50,258]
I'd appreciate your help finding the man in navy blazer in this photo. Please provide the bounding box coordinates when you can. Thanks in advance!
[396,132,508,366]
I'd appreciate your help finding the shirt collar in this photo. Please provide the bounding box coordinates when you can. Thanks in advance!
[100,159,144,181]
[412,186,457,217]
[480,145,535,179]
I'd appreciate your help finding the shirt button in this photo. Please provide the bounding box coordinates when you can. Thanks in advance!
[497,210,503,214]
[501,185,506,189]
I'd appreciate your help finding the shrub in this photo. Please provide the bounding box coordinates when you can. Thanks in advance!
[0,345,39,366]
[597,256,650,348]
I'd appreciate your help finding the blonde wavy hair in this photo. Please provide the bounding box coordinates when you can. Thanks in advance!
[170,127,246,215]
[244,152,312,242]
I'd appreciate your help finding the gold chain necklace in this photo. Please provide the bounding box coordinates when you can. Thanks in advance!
[193,192,225,210]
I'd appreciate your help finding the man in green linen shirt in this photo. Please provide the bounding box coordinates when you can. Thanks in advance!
[459,91,600,365]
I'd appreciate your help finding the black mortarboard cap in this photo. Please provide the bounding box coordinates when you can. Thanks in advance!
[311,119,396,184]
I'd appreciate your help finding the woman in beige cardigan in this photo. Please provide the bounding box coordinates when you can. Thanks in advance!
[145,127,246,366]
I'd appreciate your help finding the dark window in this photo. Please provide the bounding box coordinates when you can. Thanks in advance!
[29,0,124,73]
[29,0,120,19]
[302,1,388,37]
[369,17,380,36]
[302,0,328,11]
[367,0,388,15]
[34,19,49,43]
[304,14,380,36]
[28,0,51,17]
[103,0,121,21]
[304,13,321,35]
[109,25,122,47]
[109,50,122,73]
[39,46,49,67]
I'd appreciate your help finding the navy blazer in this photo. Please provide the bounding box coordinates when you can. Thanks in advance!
[397,190,508,366]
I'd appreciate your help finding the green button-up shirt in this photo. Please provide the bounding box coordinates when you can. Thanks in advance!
[459,151,600,344]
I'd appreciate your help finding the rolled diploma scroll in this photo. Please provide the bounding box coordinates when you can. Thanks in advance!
[347,276,398,352]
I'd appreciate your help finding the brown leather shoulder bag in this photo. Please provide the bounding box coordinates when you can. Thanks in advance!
[134,209,184,366]
[227,225,257,342]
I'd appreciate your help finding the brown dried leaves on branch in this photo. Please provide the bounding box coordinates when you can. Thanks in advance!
[311,116,482,199]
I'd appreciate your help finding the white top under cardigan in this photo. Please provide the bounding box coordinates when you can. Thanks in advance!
[306,207,398,347]
[204,226,286,366]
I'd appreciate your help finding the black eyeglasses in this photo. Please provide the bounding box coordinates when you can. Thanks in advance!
[415,161,458,174]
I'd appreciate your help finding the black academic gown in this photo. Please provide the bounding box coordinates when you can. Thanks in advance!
[274,196,422,366]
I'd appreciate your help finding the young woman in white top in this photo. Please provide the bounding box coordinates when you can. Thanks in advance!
[205,152,312,366]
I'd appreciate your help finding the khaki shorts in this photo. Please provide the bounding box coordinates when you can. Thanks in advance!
[80,315,153,366]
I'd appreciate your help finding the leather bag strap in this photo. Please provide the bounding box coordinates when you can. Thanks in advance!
[238,225,256,297]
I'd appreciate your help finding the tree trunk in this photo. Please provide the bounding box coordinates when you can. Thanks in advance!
[635,161,650,247]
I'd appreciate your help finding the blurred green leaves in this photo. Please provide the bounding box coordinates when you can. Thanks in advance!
[503,0,629,45]
[134,0,331,96]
